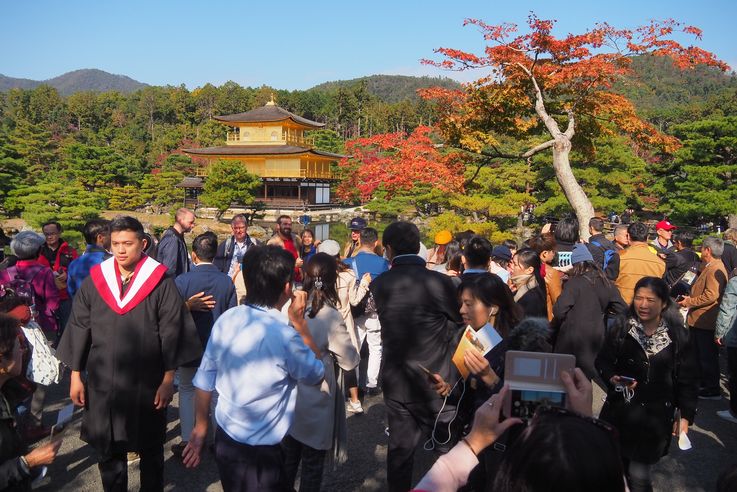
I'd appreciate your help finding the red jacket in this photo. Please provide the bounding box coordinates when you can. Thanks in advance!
[37,241,78,301]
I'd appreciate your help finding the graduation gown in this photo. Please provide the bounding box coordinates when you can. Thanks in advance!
[56,256,202,453]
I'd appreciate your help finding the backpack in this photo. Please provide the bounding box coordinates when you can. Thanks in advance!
[591,240,616,271]
[556,251,573,269]
[348,260,376,319]
[0,265,42,308]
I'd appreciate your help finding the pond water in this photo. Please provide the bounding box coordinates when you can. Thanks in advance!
[252,218,423,247]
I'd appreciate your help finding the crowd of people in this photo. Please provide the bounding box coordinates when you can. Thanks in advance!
[0,209,736,491]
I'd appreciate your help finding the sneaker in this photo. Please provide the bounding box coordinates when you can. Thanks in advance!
[698,390,722,400]
[127,452,140,465]
[347,400,364,414]
[717,410,737,424]
[171,442,187,459]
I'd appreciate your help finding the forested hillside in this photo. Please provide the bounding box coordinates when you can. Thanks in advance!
[617,56,737,131]
[309,74,460,103]
[0,69,148,95]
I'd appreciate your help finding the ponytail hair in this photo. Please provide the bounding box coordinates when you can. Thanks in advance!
[303,253,340,318]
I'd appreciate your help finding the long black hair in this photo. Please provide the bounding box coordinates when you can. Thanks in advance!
[514,248,547,299]
[570,260,610,286]
[303,253,340,318]
[491,410,624,492]
[459,273,522,338]
[444,240,463,272]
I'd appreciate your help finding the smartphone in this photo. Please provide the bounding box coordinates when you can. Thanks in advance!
[675,295,685,302]
[503,351,575,419]
[416,363,437,383]
[618,376,636,384]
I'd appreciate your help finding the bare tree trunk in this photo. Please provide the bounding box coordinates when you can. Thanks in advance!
[552,139,595,240]
[523,69,595,240]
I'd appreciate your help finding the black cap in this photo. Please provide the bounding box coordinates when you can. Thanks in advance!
[348,217,367,230]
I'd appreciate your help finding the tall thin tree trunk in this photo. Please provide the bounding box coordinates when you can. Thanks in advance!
[552,139,595,240]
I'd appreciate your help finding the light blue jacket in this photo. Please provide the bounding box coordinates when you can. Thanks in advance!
[715,276,737,347]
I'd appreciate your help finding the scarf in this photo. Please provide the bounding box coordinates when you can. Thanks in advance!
[90,255,168,315]
[511,273,537,302]
[628,317,672,357]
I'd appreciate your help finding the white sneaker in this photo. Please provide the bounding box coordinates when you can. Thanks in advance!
[347,400,364,414]
[717,410,737,424]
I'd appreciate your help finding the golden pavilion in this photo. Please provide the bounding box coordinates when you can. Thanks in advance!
[181,99,343,209]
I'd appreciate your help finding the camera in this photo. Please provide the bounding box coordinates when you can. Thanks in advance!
[503,351,575,419]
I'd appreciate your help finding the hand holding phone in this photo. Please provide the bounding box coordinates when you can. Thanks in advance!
[612,375,637,388]
[417,363,435,382]
[418,363,450,396]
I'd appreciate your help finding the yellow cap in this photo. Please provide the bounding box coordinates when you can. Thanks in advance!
[434,230,453,245]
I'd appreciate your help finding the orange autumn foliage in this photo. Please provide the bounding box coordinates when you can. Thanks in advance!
[420,14,728,154]
[336,126,465,202]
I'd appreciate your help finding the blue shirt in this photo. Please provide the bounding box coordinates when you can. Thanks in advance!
[175,263,237,360]
[67,245,110,297]
[344,251,389,280]
[193,304,324,445]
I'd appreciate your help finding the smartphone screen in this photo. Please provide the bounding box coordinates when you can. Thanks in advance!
[509,389,566,419]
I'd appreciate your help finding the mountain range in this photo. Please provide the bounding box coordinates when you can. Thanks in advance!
[3,60,733,110]
[0,69,148,95]
[0,69,460,102]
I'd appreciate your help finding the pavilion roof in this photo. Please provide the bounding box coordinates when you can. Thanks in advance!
[213,103,325,128]
[175,176,203,188]
[182,145,345,159]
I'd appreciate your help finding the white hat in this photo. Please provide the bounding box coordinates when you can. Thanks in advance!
[317,239,341,257]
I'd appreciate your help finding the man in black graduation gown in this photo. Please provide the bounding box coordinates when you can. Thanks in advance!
[57,216,202,492]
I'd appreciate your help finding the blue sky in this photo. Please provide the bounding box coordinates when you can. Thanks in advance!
[2,0,736,90]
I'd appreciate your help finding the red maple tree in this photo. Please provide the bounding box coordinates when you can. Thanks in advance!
[336,126,465,203]
[421,14,728,237]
